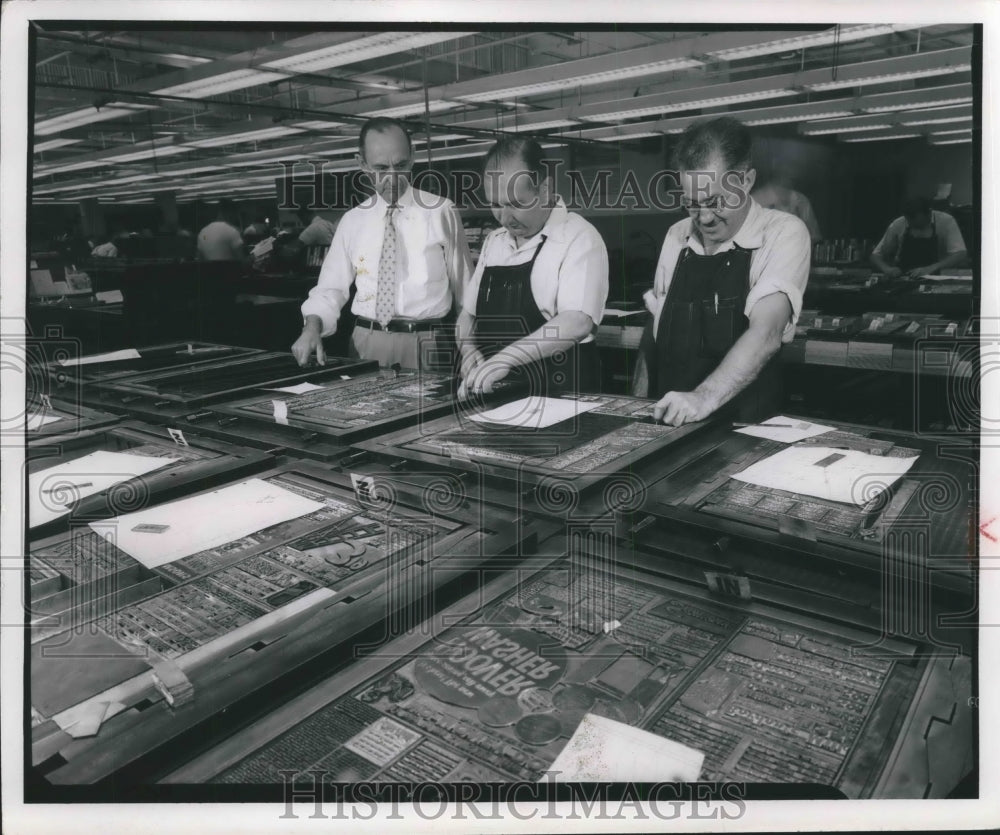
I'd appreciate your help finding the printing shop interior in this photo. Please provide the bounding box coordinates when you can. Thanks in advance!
[23,24,980,799]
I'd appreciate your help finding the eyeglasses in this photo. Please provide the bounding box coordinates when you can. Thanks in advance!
[680,195,728,212]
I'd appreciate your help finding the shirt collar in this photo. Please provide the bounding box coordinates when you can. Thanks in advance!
[683,197,766,254]
[495,196,569,252]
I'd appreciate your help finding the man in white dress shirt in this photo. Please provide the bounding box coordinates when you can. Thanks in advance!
[638,116,811,426]
[293,118,473,369]
[456,136,609,397]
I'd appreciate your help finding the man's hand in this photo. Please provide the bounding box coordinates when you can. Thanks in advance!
[906,265,934,279]
[459,356,513,399]
[653,390,714,426]
[458,347,486,381]
[292,317,326,366]
[883,266,903,279]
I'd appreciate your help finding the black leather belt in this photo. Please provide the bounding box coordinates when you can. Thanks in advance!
[355,316,450,333]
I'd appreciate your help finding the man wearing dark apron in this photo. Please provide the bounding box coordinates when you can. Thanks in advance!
[870,197,968,280]
[457,137,609,399]
[638,117,812,426]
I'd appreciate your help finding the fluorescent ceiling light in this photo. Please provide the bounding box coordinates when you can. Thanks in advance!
[842,133,921,142]
[363,100,461,118]
[581,89,796,122]
[261,32,472,73]
[153,68,290,98]
[412,134,468,144]
[506,120,580,132]
[901,114,973,126]
[161,53,213,66]
[227,153,314,167]
[187,126,305,148]
[802,122,893,136]
[705,24,917,61]
[456,57,704,103]
[33,138,81,153]
[930,137,973,145]
[594,131,665,142]
[34,102,156,136]
[864,95,973,113]
[745,110,852,126]
[806,64,972,92]
[293,120,348,130]
[930,128,973,136]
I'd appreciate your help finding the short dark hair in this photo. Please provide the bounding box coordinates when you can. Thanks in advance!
[674,116,752,172]
[483,136,549,186]
[902,196,932,222]
[358,117,412,157]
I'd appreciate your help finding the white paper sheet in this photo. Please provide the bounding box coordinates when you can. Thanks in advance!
[57,348,141,367]
[95,289,124,303]
[30,451,177,527]
[92,478,323,569]
[734,415,835,444]
[603,308,647,319]
[546,714,704,782]
[468,396,602,429]
[263,382,326,395]
[27,413,65,431]
[731,445,919,506]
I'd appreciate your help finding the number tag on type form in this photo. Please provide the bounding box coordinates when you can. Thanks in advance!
[167,428,189,447]
[704,571,752,600]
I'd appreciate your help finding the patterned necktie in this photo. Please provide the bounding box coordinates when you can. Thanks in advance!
[375,205,398,327]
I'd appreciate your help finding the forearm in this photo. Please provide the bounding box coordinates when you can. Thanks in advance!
[455,310,479,358]
[935,250,967,271]
[491,311,594,369]
[693,324,782,414]
[870,250,893,272]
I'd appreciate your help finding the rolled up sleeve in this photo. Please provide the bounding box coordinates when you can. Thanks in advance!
[554,226,609,325]
[872,217,904,261]
[300,220,354,337]
[939,212,967,254]
[745,214,811,343]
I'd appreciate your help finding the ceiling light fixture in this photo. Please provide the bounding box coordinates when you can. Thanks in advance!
[363,100,461,118]
[841,133,921,142]
[261,32,473,73]
[580,88,797,123]
[152,68,291,98]
[456,57,704,103]
[930,137,973,145]
[805,64,972,92]
[704,24,918,61]
[34,102,157,136]
[801,122,894,136]
[33,138,81,153]
[187,126,305,148]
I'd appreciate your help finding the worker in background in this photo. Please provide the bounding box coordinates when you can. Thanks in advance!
[456,136,609,398]
[296,206,339,247]
[196,199,245,261]
[751,172,822,242]
[637,116,811,426]
[293,117,472,369]
[870,196,968,279]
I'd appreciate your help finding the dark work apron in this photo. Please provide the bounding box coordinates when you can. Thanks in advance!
[641,243,781,422]
[897,217,938,272]
[472,235,600,396]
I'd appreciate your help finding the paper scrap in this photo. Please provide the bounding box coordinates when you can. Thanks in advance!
[731,445,919,506]
[30,451,177,528]
[546,714,704,782]
[92,478,323,569]
[343,716,422,767]
[272,399,289,425]
[57,348,141,367]
[27,413,65,431]
[264,382,326,395]
[734,416,835,444]
[96,289,124,303]
[469,396,603,429]
[603,308,647,319]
